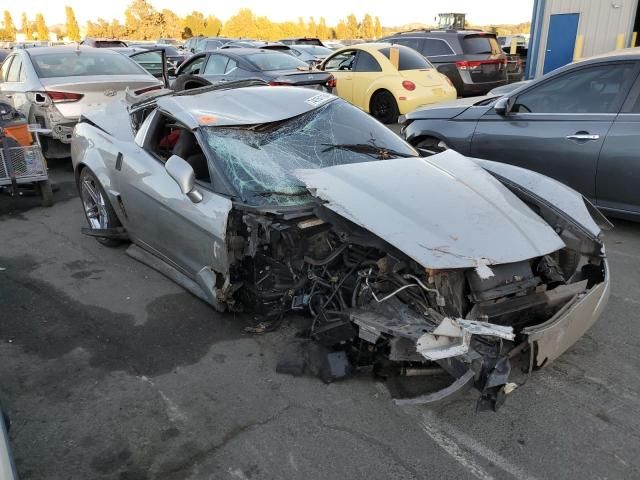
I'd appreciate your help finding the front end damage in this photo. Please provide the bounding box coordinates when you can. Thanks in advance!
[203,161,608,410]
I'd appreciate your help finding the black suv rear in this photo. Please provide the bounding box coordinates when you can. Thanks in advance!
[380,30,507,96]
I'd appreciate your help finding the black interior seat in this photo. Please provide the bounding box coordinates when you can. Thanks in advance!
[172,129,210,182]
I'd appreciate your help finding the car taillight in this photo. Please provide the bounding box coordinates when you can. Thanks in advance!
[456,59,508,71]
[268,80,286,86]
[135,84,163,95]
[327,75,336,89]
[402,80,416,91]
[46,91,84,103]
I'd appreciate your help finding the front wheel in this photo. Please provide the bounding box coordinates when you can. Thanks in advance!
[370,91,399,124]
[79,168,121,247]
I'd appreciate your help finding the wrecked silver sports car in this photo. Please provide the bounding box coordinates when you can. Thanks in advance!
[71,80,611,409]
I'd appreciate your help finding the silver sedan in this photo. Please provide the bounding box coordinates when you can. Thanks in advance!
[0,46,163,158]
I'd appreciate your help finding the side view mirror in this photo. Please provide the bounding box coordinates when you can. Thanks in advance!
[494,96,510,115]
[165,155,202,203]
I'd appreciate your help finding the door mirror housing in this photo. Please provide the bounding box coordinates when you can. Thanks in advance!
[165,155,203,203]
[494,96,510,115]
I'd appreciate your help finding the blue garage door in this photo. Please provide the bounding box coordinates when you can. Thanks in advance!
[543,13,580,74]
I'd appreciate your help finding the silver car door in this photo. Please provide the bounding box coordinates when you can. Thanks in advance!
[117,110,232,278]
[471,62,639,201]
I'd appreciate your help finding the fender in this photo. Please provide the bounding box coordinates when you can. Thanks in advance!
[363,75,402,113]
[471,157,612,255]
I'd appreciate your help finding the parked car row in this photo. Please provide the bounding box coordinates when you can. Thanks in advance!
[400,48,640,220]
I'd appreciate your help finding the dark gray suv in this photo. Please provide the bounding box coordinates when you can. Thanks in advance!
[400,49,640,220]
[380,30,507,96]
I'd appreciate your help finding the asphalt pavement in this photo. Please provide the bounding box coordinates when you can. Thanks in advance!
[1,155,639,480]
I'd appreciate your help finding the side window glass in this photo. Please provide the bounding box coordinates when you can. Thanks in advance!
[146,114,210,182]
[423,39,454,56]
[225,59,238,74]
[354,51,382,72]
[514,63,638,114]
[183,57,205,75]
[323,51,356,71]
[7,57,22,82]
[0,56,13,82]
[393,38,424,53]
[204,55,228,75]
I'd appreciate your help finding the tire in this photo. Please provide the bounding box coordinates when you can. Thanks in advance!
[78,168,122,247]
[370,90,399,124]
[415,137,449,155]
[172,75,212,92]
[38,179,54,207]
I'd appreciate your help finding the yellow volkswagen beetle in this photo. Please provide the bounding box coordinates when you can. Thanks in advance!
[319,43,457,123]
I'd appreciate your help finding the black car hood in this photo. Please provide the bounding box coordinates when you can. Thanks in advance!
[403,96,495,121]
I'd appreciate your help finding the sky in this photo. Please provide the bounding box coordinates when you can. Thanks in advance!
[3,0,534,27]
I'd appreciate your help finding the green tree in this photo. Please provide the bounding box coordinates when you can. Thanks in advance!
[21,13,33,40]
[346,14,359,38]
[374,16,382,39]
[1,11,16,41]
[65,6,80,41]
[34,13,49,40]
[203,15,222,37]
[361,14,373,39]
[317,17,329,40]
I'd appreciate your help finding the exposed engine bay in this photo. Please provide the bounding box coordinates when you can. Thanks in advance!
[218,197,607,410]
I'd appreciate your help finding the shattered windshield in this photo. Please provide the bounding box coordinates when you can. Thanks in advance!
[201,99,418,206]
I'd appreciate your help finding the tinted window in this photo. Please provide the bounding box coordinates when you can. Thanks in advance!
[245,52,307,71]
[423,39,455,56]
[181,56,205,75]
[391,38,424,53]
[225,59,238,73]
[379,46,433,70]
[95,40,128,48]
[204,55,228,74]
[514,63,638,114]
[7,56,22,82]
[323,51,356,71]
[0,56,13,82]
[130,51,164,78]
[201,99,417,206]
[161,46,181,55]
[354,51,381,72]
[31,51,145,78]
[297,46,332,56]
[462,34,501,55]
[204,40,222,50]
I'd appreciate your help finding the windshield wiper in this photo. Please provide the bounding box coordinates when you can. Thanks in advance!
[320,143,415,159]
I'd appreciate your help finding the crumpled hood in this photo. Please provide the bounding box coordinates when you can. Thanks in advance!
[295,150,565,270]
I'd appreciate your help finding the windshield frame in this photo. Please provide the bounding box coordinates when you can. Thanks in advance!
[198,98,418,207]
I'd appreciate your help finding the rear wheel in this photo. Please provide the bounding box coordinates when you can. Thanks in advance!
[79,168,121,247]
[172,75,212,92]
[370,90,399,124]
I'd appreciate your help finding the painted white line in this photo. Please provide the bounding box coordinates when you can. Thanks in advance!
[419,418,496,480]
[420,410,539,480]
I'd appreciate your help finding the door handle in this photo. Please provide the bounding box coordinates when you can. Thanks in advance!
[4,94,12,98]
[566,134,600,141]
